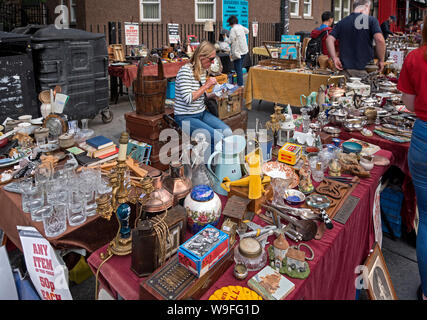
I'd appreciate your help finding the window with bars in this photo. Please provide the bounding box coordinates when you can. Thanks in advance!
[290,0,300,16]
[140,0,161,22]
[303,0,312,17]
[335,0,351,22]
[195,0,215,22]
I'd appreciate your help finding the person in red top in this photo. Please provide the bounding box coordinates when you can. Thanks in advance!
[397,14,427,301]
[310,11,336,57]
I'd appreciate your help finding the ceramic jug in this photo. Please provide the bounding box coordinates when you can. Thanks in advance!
[300,92,318,107]
[207,135,246,196]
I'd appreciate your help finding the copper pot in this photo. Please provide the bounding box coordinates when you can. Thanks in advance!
[141,171,174,213]
[163,162,192,206]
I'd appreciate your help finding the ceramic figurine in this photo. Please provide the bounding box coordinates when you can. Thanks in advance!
[184,185,222,234]
[272,234,289,270]
[298,157,314,194]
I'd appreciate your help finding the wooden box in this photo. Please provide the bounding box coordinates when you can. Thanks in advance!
[131,205,187,277]
[139,246,235,300]
[125,108,174,141]
[216,87,243,120]
[229,184,273,215]
[222,195,251,228]
[108,44,126,62]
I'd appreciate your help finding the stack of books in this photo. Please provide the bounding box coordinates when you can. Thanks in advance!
[72,136,118,166]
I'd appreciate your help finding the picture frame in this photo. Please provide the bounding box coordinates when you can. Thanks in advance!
[363,242,398,300]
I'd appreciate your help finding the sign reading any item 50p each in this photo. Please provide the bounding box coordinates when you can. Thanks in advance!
[222,0,249,31]
[125,22,140,46]
[18,226,72,300]
[280,35,300,59]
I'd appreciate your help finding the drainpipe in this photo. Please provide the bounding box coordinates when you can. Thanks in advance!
[281,0,290,35]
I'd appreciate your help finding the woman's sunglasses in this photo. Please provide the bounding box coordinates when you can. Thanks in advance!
[204,56,216,62]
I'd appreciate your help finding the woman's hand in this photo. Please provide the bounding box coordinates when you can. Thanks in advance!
[205,77,218,89]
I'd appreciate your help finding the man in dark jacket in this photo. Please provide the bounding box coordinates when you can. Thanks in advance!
[381,16,396,40]
[310,11,335,56]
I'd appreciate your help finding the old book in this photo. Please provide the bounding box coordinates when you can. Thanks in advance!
[248,266,295,300]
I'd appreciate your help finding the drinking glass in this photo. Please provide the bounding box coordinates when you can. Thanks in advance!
[42,203,67,238]
[64,162,77,180]
[68,187,86,226]
[82,184,97,217]
[29,186,44,221]
[20,177,34,213]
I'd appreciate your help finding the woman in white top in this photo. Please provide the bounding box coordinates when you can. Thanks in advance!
[226,15,249,86]
[174,41,232,152]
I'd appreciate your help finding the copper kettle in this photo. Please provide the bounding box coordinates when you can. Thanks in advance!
[327,75,347,99]
[163,162,192,206]
[141,171,174,213]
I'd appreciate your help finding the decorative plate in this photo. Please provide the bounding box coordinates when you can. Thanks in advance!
[209,286,262,300]
[373,130,411,143]
[261,161,299,189]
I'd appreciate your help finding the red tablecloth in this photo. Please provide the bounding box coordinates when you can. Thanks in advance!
[88,149,392,300]
[108,60,188,88]
[338,125,416,232]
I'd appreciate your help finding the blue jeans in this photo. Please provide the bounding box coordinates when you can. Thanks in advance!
[408,119,427,296]
[233,54,246,87]
[174,110,232,153]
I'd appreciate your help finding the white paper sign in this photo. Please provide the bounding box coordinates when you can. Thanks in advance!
[168,23,180,44]
[389,50,404,69]
[125,22,140,46]
[372,182,383,249]
[18,226,72,300]
[252,22,258,37]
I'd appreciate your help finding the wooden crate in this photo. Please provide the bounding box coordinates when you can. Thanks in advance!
[216,87,243,120]
[108,44,126,62]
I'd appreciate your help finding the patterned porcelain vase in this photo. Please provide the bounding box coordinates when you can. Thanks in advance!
[184,185,222,234]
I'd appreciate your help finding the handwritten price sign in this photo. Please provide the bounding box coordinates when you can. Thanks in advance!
[18,226,72,300]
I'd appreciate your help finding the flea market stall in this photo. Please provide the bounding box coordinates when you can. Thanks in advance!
[0,26,417,302]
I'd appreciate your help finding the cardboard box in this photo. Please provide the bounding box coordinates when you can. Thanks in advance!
[178,225,229,278]
[278,143,302,166]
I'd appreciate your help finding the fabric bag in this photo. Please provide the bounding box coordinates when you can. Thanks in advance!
[199,81,219,117]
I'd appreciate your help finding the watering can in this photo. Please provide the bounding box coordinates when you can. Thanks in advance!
[207,135,247,196]
[300,92,318,107]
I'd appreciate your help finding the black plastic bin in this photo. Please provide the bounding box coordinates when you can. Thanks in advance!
[0,31,39,124]
[15,25,111,122]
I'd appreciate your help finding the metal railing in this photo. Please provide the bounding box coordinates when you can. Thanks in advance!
[87,21,280,66]
[0,3,47,32]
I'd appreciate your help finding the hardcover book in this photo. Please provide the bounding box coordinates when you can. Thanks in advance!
[86,136,114,150]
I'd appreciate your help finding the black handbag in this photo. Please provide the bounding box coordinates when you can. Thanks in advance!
[199,81,219,117]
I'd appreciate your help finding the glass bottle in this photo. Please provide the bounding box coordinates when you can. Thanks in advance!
[302,109,311,133]
[312,162,324,183]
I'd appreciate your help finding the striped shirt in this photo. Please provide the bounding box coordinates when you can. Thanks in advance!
[174,63,207,115]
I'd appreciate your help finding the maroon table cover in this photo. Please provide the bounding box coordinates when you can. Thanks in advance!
[339,124,415,232]
[88,149,393,300]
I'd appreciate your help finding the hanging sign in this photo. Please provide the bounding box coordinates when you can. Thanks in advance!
[168,23,180,44]
[252,21,258,37]
[125,22,140,46]
[18,226,72,300]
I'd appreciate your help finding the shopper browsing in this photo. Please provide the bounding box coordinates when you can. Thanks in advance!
[397,15,427,301]
[326,0,386,79]
[381,15,396,41]
[309,11,336,57]
[226,15,249,87]
[174,41,232,152]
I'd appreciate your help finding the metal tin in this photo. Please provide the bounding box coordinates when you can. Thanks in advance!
[238,238,262,259]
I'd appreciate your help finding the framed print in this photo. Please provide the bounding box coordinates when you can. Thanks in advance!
[363,242,398,300]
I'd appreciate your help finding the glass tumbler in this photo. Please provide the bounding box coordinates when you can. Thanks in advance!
[29,185,44,221]
[42,203,67,238]
[20,178,34,213]
[68,187,86,226]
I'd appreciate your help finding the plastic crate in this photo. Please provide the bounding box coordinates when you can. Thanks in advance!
[380,187,404,221]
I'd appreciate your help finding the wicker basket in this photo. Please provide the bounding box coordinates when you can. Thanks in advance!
[38,90,51,104]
